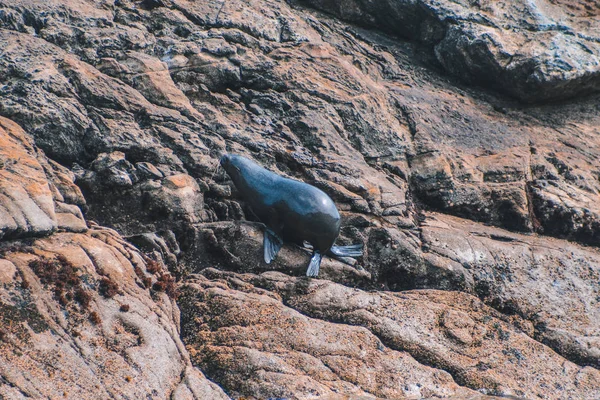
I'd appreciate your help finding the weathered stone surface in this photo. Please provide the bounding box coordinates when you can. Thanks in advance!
[0,229,228,399]
[183,269,600,399]
[180,272,479,399]
[0,117,56,239]
[0,115,224,398]
[77,152,206,236]
[419,213,600,369]
[0,0,599,398]
[3,0,600,251]
[299,0,600,102]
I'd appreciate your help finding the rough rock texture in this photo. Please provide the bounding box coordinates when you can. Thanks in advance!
[0,117,57,239]
[0,230,227,399]
[300,0,600,102]
[181,269,600,400]
[0,0,599,398]
[0,116,227,399]
[180,271,478,400]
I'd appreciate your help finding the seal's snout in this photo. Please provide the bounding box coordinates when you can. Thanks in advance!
[220,154,231,167]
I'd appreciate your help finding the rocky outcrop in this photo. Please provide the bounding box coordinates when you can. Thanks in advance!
[180,271,479,399]
[0,229,227,399]
[299,0,600,102]
[0,116,227,399]
[419,213,600,369]
[0,0,599,398]
[0,117,57,239]
[180,269,600,399]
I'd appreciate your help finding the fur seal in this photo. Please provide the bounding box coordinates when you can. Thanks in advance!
[220,154,362,277]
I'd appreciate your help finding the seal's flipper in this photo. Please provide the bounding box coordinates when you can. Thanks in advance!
[263,229,283,264]
[306,251,322,277]
[329,243,363,258]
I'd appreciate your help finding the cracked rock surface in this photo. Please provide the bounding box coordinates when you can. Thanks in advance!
[0,0,599,399]
[181,269,600,400]
[0,229,227,399]
[300,0,600,102]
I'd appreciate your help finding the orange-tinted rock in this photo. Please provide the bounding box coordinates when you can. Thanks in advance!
[189,269,600,399]
[0,229,228,399]
[0,117,56,239]
[180,272,479,399]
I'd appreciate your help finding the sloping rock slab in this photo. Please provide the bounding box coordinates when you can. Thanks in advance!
[420,212,600,369]
[180,272,480,399]
[188,268,600,400]
[0,228,228,399]
[300,0,600,102]
[0,117,56,240]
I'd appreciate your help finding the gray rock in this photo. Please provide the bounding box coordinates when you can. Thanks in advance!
[300,0,600,102]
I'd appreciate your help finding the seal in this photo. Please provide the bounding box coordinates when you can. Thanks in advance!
[220,154,362,277]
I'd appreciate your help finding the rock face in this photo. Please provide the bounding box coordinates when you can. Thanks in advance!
[0,230,227,399]
[180,271,478,400]
[0,117,57,239]
[0,0,599,398]
[300,0,600,102]
[0,118,227,399]
[181,269,600,400]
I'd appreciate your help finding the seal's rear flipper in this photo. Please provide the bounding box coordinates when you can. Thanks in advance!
[263,229,283,264]
[306,251,322,277]
[329,243,363,258]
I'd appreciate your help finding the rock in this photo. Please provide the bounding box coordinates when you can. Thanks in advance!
[183,269,600,399]
[299,0,600,102]
[42,158,87,208]
[127,231,180,273]
[150,174,205,223]
[97,51,204,120]
[0,0,599,397]
[0,117,56,239]
[0,228,228,399]
[56,212,88,233]
[418,213,600,369]
[90,151,129,172]
[180,272,478,399]
[136,162,164,180]
[0,259,17,284]
[409,151,532,232]
[529,179,600,246]
[77,154,205,236]
[55,201,85,221]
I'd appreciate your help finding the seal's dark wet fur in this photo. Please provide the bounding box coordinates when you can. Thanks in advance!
[220,154,360,276]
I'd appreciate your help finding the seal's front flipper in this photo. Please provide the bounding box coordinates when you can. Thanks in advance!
[263,229,283,264]
[329,243,363,258]
[306,251,322,277]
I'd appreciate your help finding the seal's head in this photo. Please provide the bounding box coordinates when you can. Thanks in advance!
[220,154,253,185]
[219,153,233,169]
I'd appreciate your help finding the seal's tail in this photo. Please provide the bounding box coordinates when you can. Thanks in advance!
[329,243,363,258]
[306,251,322,277]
